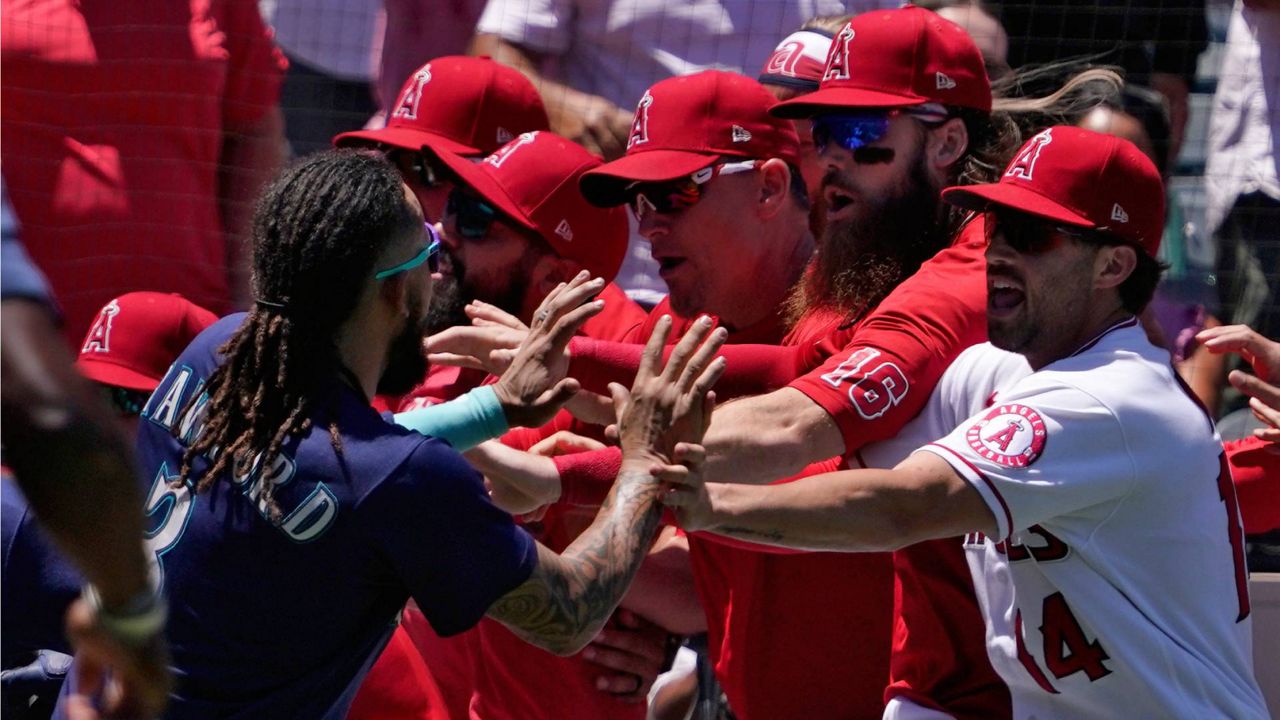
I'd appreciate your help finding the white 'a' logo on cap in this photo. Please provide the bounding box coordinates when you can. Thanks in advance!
[392,65,432,120]
[82,298,121,353]
[823,26,855,82]
[936,72,957,90]
[1110,203,1129,223]
[764,40,806,78]
[485,131,539,168]
[555,220,573,242]
[1005,129,1053,181]
[628,92,654,149]
[731,125,752,143]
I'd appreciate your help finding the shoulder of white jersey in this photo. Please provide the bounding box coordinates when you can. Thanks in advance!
[940,343,1032,398]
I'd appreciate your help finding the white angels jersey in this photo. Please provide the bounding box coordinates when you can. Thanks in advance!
[917,319,1267,719]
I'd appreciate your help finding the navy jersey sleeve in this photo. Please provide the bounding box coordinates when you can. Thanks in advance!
[1,478,82,664]
[0,181,54,307]
[364,440,537,637]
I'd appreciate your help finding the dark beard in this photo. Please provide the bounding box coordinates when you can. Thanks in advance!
[424,245,532,335]
[378,310,429,396]
[787,152,947,325]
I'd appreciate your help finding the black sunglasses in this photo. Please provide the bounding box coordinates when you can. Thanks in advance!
[389,150,442,188]
[984,210,1095,255]
[446,189,500,239]
[102,385,150,417]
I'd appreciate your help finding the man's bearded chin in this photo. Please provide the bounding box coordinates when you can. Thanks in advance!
[424,246,534,335]
[425,248,470,335]
[787,157,945,324]
[379,307,430,396]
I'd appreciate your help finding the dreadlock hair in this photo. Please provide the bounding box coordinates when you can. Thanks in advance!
[175,150,419,519]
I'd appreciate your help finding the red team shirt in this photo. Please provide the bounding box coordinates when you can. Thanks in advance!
[544,222,1001,718]
[1,0,286,345]
[787,221,1011,719]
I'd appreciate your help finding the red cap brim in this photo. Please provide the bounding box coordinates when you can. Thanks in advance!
[75,358,162,392]
[771,87,928,118]
[941,182,1095,229]
[420,146,540,235]
[578,150,720,207]
[333,127,483,156]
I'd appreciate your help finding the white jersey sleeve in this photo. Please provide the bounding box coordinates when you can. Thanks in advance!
[476,0,573,55]
[921,379,1134,542]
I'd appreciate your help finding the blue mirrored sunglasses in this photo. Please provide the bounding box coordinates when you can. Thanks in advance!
[812,107,950,163]
[812,113,893,154]
[375,223,441,279]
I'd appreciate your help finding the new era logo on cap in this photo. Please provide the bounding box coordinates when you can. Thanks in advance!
[555,219,573,241]
[1111,204,1129,223]
[732,125,752,143]
[496,127,514,144]
[936,72,956,90]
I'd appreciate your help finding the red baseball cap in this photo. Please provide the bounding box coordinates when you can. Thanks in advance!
[773,6,991,118]
[942,126,1165,256]
[424,131,629,282]
[333,56,550,156]
[578,70,801,207]
[76,292,219,391]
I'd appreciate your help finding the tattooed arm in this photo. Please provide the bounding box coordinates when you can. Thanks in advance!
[486,316,727,655]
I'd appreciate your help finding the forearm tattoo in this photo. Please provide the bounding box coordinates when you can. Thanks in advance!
[488,467,664,654]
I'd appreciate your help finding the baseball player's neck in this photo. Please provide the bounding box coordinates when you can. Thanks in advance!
[1026,304,1133,371]
[725,220,813,331]
[335,309,386,401]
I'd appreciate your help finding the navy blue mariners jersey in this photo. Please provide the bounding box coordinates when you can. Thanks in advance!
[57,314,536,719]
[2,475,82,666]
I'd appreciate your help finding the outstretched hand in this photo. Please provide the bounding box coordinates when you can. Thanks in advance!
[1197,324,1280,444]
[492,271,605,428]
[426,301,531,375]
[610,316,727,465]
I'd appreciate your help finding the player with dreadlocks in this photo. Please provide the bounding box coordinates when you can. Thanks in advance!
[52,149,727,719]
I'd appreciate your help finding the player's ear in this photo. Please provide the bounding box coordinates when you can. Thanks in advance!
[529,255,586,304]
[756,158,791,220]
[376,272,410,317]
[926,117,969,174]
[1093,243,1137,292]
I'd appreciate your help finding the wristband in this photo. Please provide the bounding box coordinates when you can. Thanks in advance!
[393,385,510,451]
[83,582,168,647]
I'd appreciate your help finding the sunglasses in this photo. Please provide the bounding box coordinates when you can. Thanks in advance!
[389,149,442,188]
[625,159,758,221]
[984,211,1094,256]
[102,385,150,417]
[376,222,441,279]
[812,106,950,164]
[446,189,502,239]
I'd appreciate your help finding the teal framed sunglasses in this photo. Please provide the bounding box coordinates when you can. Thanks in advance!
[375,223,441,279]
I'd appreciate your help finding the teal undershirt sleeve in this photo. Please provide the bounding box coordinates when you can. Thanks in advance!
[392,385,510,451]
